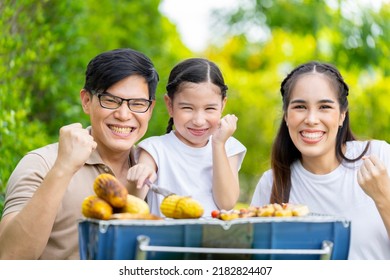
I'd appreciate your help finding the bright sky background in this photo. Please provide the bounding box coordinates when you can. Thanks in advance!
[160,0,388,52]
[159,0,238,52]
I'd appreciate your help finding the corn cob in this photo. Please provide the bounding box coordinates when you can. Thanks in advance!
[119,194,150,214]
[160,194,204,219]
[82,195,113,220]
[93,173,128,208]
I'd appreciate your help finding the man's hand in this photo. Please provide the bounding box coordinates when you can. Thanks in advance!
[56,123,97,174]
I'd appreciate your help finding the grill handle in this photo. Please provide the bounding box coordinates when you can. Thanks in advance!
[135,235,333,260]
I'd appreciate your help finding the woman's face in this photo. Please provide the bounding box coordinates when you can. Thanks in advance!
[285,73,345,168]
[165,82,226,148]
[81,75,154,156]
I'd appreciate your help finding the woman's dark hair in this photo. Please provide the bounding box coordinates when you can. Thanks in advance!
[165,58,228,133]
[270,61,369,203]
[83,48,159,100]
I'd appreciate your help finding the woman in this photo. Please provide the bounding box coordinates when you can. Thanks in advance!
[251,61,390,259]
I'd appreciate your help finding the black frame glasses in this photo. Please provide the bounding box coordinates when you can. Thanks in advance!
[95,91,152,113]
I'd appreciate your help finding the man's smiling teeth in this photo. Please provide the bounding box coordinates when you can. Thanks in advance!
[301,131,323,139]
[109,125,134,134]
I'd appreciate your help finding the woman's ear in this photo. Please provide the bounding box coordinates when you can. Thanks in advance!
[221,96,227,111]
[164,94,173,116]
[339,111,346,127]
[80,89,92,114]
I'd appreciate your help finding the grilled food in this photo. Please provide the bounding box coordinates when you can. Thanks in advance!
[82,195,113,220]
[110,213,162,220]
[211,203,310,220]
[119,194,150,214]
[82,174,152,220]
[93,173,128,208]
[160,194,204,219]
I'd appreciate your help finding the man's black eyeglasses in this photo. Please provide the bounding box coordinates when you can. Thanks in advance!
[94,91,152,113]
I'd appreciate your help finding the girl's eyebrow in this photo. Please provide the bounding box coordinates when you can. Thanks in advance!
[177,102,193,106]
[177,102,220,107]
[290,99,336,104]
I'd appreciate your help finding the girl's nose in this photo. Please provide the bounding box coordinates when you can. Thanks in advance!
[192,112,206,126]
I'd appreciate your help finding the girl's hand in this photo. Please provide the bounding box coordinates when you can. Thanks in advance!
[212,114,238,145]
[127,163,157,189]
[357,155,390,203]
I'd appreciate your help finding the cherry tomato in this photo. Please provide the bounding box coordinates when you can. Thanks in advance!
[211,210,220,218]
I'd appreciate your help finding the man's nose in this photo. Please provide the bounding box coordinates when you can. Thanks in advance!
[114,102,133,120]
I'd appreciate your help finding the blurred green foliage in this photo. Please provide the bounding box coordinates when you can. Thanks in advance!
[0,0,389,215]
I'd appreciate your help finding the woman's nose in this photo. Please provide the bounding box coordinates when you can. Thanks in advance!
[304,110,319,125]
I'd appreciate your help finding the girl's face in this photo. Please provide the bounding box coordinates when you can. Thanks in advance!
[285,73,345,168]
[165,82,226,148]
[81,75,154,156]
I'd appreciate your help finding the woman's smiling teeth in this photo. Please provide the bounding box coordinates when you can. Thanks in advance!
[108,125,134,134]
[301,131,324,139]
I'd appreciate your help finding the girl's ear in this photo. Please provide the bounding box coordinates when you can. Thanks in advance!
[164,94,173,116]
[80,89,92,114]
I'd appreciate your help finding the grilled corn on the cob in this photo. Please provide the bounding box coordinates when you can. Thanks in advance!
[120,194,150,214]
[82,195,113,220]
[160,195,204,219]
[93,173,128,208]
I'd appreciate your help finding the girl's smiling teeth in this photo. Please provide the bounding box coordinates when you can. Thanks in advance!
[108,124,135,135]
[188,127,208,136]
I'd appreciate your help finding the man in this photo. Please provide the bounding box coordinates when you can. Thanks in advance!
[0,48,159,259]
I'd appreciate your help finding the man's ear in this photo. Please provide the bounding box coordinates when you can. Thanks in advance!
[147,100,156,120]
[80,89,92,114]
[164,94,173,116]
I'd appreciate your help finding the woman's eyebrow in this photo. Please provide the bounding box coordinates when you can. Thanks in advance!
[290,99,335,104]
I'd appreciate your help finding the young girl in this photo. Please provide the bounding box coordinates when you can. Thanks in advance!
[128,58,246,217]
[251,61,390,259]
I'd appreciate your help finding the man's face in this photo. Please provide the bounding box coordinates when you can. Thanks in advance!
[81,75,154,155]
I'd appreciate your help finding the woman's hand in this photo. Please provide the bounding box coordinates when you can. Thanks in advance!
[357,155,390,203]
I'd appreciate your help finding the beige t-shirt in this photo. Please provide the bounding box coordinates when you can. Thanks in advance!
[3,142,135,259]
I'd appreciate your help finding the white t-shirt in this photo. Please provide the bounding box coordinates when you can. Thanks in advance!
[251,140,390,260]
[138,131,247,217]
